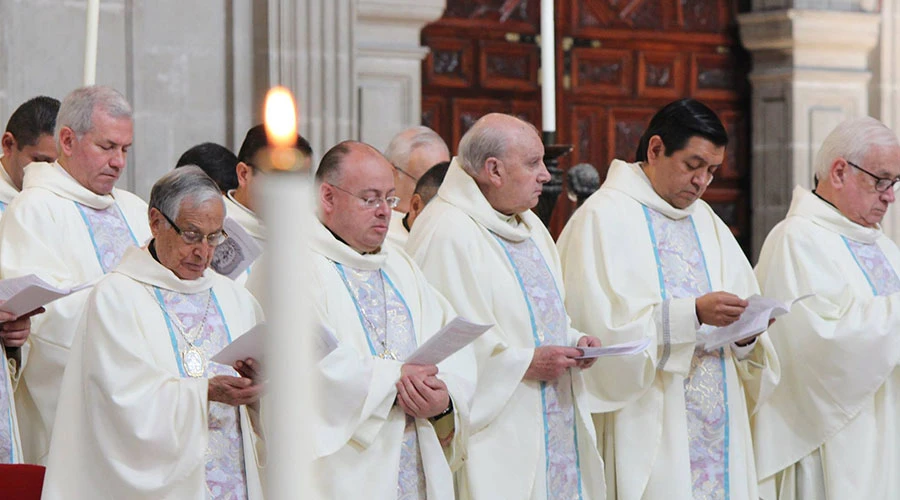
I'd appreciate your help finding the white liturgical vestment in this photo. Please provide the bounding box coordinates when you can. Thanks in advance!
[406,159,607,500]
[0,157,23,464]
[557,160,779,500]
[754,186,900,500]
[0,161,150,464]
[223,191,264,286]
[386,209,410,249]
[42,246,265,499]
[301,218,475,499]
[0,158,19,212]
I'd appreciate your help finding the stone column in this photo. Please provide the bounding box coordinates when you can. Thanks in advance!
[738,7,881,258]
[268,0,445,158]
[871,0,900,242]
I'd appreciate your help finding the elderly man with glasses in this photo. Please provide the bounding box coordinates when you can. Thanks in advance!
[277,140,474,499]
[753,116,900,500]
[42,166,266,499]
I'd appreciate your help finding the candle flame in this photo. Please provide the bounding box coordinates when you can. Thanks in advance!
[264,87,298,149]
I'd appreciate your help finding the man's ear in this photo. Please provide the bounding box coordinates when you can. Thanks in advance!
[236,162,253,187]
[646,135,665,163]
[148,207,164,239]
[485,156,503,187]
[1,132,16,156]
[58,127,77,157]
[830,158,850,188]
[319,182,336,214]
[409,193,424,216]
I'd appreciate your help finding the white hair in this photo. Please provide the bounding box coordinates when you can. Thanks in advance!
[457,114,539,176]
[814,116,900,181]
[55,85,132,146]
[149,166,224,220]
[384,126,449,172]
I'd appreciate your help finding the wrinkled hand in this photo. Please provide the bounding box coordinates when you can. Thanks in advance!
[234,357,264,383]
[208,375,262,407]
[524,346,581,381]
[396,363,449,419]
[575,336,601,369]
[696,292,748,327]
[0,307,45,348]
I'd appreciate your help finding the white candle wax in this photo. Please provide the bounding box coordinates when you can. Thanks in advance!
[540,0,556,133]
[83,0,100,85]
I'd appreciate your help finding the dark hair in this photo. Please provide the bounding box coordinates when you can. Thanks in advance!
[5,96,61,148]
[413,161,450,204]
[315,141,355,185]
[634,98,728,162]
[237,124,313,167]
[175,142,239,193]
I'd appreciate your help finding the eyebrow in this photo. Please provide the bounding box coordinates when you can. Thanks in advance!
[686,155,722,167]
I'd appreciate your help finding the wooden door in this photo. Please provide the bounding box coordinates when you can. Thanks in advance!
[421,0,751,251]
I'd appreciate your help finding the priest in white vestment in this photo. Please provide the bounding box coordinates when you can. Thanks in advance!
[43,166,265,499]
[0,86,151,465]
[407,114,608,500]
[557,98,779,500]
[270,140,474,499]
[754,117,900,500]
[384,126,450,248]
[0,96,60,463]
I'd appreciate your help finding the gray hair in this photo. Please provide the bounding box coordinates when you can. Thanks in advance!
[814,116,900,181]
[55,85,132,145]
[149,165,224,221]
[384,126,449,171]
[457,118,512,176]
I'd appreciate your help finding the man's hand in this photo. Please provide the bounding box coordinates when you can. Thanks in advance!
[523,346,581,381]
[696,292,748,327]
[396,363,449,419]
[575,336,601,369]
[208,375,262,407]
[0,307,44,348]
[234,357,264,383]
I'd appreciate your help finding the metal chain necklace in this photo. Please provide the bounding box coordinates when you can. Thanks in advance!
[145,286,213,377]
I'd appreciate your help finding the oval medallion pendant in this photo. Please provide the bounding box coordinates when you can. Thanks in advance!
[183,346,206,378]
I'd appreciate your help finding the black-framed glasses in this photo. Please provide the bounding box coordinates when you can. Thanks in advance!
[393,165,419,182]
[159,210,229,246]
[327,183,400,210]
[847,160,900,193]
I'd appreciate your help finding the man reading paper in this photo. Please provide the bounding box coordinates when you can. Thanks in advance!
[407,113,609,500]
[557,98,779,500]
[754,117,900,499]
[248,140,475,499]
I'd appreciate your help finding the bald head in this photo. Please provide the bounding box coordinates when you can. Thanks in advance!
[455,113,549,215]
[384,126,450,213]
[317,141,397,252]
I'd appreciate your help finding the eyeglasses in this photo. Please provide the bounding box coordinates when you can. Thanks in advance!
[847,160,900,193]
[159,210,229,246]
[393,165,419,182]
[328,183,400,210]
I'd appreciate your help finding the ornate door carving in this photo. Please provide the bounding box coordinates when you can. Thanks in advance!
[422,0,752,251]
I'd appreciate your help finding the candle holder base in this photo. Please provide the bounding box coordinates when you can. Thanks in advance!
[534,132,572,227]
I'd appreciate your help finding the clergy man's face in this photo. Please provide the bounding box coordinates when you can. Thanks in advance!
[320,145,395,253]
[150,198,225,280]
[58,108,133,195]
[643,135,724,210]
[835,144,900,227]
[1,132,57,190]
[488,124,549,215]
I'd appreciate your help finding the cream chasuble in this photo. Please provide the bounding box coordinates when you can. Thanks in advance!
[0,156,23,464]
[0,161,151,464]
[223,192,264,286]
[387,209,411,249]
[557,160,779,500]
[754,186,900,500]
[301,218,475,500]
[42,246,265,499]
[406,159,606,500]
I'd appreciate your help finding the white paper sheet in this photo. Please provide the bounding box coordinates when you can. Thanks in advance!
[574,337,652,360]
[210,218,263,280]
[0,274,92,317]
[702,294,815,351]
[405,317,492,365]
[211,323,265,365]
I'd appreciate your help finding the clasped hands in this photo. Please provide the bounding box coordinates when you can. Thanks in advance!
[523,335,601,382]
[208,357,265,409]
[395,364,450,420]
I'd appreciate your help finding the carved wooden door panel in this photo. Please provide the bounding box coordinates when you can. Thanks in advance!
[421,0,752,251]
